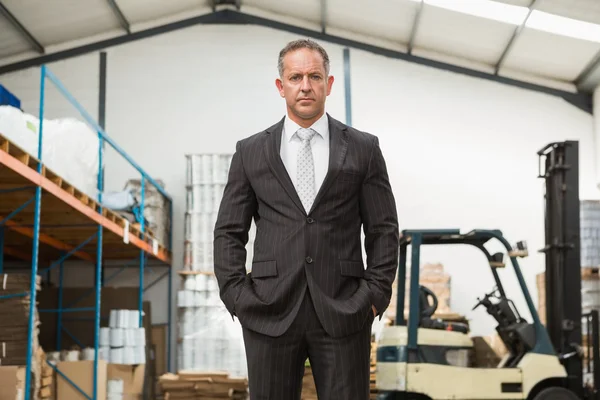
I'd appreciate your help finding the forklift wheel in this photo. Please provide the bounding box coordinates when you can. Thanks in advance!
[532,387,579,400]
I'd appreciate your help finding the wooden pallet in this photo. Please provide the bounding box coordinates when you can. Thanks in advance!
[0,133,171,263]
[582,267,600,280]
[178,270,215,276]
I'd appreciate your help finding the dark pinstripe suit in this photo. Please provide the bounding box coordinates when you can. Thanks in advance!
[214,114,399,399]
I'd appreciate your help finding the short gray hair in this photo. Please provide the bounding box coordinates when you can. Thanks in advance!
[277,39,330,77]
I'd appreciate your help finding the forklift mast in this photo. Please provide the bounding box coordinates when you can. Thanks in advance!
[538,141,585,396]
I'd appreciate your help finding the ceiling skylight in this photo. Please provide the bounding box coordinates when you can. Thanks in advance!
[406,0,600,43]
[422,0,529,25]
[526,10,600,43]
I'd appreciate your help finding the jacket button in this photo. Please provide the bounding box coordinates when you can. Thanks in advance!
[307,217,315,224]
[305,257,313,264]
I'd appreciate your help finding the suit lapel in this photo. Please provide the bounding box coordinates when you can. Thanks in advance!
[309,114,348,214]
[264,117,306,214]
[264,114,349,216]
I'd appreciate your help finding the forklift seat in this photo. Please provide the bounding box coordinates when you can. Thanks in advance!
[419,285,469,334]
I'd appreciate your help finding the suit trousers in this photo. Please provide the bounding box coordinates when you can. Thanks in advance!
[242,292,374,400]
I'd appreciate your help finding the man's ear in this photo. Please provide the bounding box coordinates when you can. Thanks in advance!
[275,78,285,97]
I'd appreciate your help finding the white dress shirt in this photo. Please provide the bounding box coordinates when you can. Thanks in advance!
[280,113,330,196]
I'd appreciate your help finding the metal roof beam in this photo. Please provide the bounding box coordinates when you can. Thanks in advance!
[576,51,600,90]
[407,0,424,55]
[494,0,537,75]
[0,1,44,54]
[321,0,327,34]
[106,0,130,34]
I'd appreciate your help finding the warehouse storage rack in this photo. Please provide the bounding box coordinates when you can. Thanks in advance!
[0,65,173,399]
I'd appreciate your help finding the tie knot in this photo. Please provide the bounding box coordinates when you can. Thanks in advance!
[296,128,316,142]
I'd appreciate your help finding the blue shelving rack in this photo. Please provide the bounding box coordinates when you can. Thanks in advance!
[0,65,173,400]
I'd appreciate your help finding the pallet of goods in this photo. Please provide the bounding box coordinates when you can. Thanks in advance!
[177,154,248,378]
[158,370,248,399]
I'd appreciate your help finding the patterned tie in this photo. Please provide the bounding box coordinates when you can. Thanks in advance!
[296,128,317,213]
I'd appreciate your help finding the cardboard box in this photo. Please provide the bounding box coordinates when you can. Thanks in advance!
[471,335,507,368]
[151,325,167,377]
[0,366,24,400]
[56,360,107,400]
[107,364,145,397]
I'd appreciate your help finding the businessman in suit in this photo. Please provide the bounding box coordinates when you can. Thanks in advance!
[214,39,399,399]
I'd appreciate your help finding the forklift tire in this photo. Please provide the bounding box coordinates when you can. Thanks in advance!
[532,387,579,400]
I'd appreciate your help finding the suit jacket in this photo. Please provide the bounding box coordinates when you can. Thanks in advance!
[213,114,399,338]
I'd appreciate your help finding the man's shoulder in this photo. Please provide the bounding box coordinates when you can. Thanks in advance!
[236,118,283,151]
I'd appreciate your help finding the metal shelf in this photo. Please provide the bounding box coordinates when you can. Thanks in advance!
[0,65,173,400]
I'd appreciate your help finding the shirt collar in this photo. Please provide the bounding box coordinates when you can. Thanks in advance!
[284,112,329,142]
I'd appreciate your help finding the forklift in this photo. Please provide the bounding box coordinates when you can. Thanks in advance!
[376,141,600,400]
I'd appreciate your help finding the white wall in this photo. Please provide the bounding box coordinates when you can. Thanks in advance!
[1,23,598,365]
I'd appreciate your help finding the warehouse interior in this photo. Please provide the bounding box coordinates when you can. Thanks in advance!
[2,0,600,399]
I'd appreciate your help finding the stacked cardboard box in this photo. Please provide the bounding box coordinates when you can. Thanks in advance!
[536,268,600,327]
[0,273,43,400]
[0,273,41,365]
[38,351,54,399]
[158,370,248,399]
[536,272,546,325]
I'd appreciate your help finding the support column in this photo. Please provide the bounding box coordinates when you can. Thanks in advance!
[593,86,600,191]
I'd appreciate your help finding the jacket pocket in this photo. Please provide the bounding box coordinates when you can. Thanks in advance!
[340,260,365,277]
[251,260,278,278]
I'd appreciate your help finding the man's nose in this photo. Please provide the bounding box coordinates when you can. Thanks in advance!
[301,76,311,91]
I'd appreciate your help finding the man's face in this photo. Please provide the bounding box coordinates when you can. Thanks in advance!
[276,48,334,126]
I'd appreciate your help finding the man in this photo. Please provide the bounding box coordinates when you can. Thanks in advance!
[214,39,399,399]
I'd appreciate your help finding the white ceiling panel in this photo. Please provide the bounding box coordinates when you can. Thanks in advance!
[535,0,600,25]
[414,5,518,65]
[116,0,210,25]
[327,0,418,45]
[500,27,600,80]
[495,0,533,6]
[2,0,121,45]
[243,0,321,25]
[0,16,33,58]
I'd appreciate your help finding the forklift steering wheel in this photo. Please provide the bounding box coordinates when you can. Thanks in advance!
[472,287,499,311]
[419,285,438,318]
